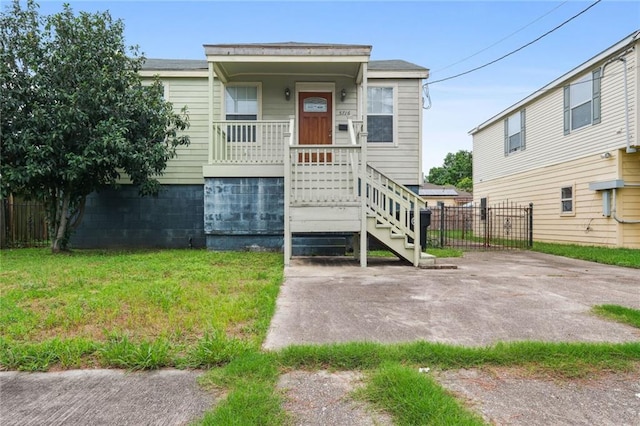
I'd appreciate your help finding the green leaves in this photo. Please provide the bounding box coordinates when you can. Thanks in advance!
[426,150,473,191]
[0,1,190,251]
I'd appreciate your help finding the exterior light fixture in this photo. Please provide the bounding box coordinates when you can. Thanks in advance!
[340,88,347,102]
[600,152,612,159]
[285,88,291,101]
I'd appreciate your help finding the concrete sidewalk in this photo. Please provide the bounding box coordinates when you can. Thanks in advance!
[264,251,640,349]
[0,369,216,426]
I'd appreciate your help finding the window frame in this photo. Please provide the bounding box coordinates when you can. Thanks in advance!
[560,185,575,216]
[223,82,262,121]
[563,68,601,135]
[504,109,526,155]
[223,83,262,143]
[366,83,398,145]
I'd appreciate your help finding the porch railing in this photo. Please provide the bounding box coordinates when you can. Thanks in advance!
[210,120,290,164]
[288,145,362,205]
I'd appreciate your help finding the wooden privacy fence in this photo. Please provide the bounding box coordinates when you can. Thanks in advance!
[424,201,533,250]
[1,198,49,248]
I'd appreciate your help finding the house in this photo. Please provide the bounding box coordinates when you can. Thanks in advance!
[419,183,473,206]
[470,31,640,249]
[71,42,432,266]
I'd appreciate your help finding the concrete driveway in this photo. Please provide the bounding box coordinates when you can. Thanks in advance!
[264,251,640,349]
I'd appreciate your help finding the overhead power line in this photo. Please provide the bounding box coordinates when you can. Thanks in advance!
[428,0,602,85]
[434,1,569,74]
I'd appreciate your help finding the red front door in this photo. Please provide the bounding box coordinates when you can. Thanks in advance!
[298,92,332,162]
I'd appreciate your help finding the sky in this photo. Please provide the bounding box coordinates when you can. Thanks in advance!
[30,0,640,177]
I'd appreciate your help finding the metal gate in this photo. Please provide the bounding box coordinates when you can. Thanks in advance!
[425,201,533,250]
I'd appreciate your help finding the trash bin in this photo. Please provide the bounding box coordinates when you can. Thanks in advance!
[409,208,431,250]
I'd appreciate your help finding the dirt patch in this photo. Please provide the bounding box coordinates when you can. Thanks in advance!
[436,366,640,426]
[277,370,393,426]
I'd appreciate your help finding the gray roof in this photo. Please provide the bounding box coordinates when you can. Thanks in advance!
[419,188,459,197]
[142,58,207,71]
[369,60,427,72]
[142,58,427,73]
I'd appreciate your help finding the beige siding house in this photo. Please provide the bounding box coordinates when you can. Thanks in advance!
[471,31,640,249]
[74,43,431,266]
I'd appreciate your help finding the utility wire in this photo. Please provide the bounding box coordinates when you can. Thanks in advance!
[428,0,602,85]
[434,1,569,74]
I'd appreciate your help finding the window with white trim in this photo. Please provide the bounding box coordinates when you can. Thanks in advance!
[504,110,525,154]
[563,69,601,134]
[225,85,258,142]
[561,186,574,215]
[367,86,394,143]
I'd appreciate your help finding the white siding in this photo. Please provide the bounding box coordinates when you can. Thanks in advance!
[474,52,637,184]
[367,78,422,185]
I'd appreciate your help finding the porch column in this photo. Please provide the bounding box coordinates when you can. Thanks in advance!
[359,62,368,267]
[207,61,215,164]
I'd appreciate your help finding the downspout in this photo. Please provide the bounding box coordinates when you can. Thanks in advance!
[618,57,636,153]
[601,49,636,153]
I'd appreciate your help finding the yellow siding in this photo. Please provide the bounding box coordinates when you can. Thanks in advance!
[620,150,640,247]
[474,153,640,248]
[474,52,637,184]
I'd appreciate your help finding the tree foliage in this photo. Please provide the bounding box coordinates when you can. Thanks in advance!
[426,150,473,192]
[1,0,190,252]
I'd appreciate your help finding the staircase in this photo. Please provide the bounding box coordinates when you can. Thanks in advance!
[364,165,435,267]
[283,119,435,267]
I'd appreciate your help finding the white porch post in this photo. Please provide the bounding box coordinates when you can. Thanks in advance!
[359,62,368,267]
[207,61,215,164]
[283,117,294,266]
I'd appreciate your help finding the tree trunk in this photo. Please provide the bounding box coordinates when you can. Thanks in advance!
[51,191,70,253]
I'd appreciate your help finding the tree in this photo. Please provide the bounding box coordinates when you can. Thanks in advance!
[1,1,190,252]
[426,150,473,191]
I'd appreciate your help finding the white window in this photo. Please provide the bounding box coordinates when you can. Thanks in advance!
[225,85,259,142]
[563,69,601,134]
[225,86,258,120]
[561,186,574,215]
[367,86,395,143]
[570,75,591,130]
[504,110,525,154]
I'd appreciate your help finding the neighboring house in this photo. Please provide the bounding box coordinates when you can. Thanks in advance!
[470,31,640,249]
[419,183,473,206]
[72,42,431,266]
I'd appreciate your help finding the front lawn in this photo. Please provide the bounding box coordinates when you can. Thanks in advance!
[0,249,282,370]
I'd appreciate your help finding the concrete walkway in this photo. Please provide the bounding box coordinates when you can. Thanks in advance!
[264,251,640,349]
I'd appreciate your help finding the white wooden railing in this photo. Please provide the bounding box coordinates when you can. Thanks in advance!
[288,145,362,205]
[209,120,290,164]
[365,165,426,265]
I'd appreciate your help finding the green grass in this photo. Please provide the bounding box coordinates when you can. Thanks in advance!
[357,362,485,425]
[532,242,640,268]
[2,248,639,425]
[593,305,640,329]
[368,248,463,258]
[0,248,283,370]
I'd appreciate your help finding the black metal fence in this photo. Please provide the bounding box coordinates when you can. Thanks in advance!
[1,198,50,248]
[425,201,533,250]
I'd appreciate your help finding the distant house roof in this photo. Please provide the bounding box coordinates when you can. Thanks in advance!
[141,58,428,74]
[419,183,472,198]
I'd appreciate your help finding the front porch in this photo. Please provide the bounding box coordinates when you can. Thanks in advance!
[201,42,431,266]
[203,119,432,267]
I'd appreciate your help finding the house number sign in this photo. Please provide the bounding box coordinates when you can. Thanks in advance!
[338,110,352,116]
